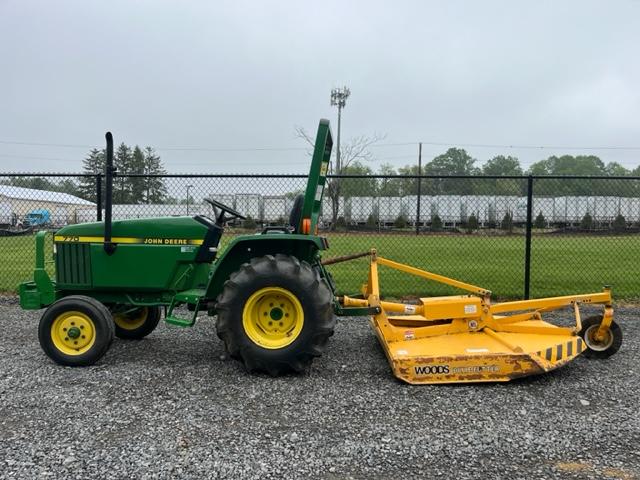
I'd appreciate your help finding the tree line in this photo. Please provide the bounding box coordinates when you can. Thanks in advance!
[2,145,169,204]
[78,144,168,203]
[339,149,640,198]
[2,145,639,204]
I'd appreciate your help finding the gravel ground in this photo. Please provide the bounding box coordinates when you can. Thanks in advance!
[0,298,638,480]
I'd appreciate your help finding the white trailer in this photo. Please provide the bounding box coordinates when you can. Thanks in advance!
[348,197,376,223]
[378,197,404,223]
[0,202,13,227]
[53,206,69,226]
[320,197,344,223]
[592,196,621,222]
[532,197,556,224]
[402,196,417,223]
[422,195,438,222]
[76,208,97,223]
[468,196,494,225]
[263,196,287,222]
[235,194,262,220]
[434,195,462,224]
[209,194,236,211]
[619,197,640,222]
[493,196,519,222]
[562,197,593,223]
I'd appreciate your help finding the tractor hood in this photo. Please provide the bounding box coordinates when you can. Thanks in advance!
[55,216,209,244]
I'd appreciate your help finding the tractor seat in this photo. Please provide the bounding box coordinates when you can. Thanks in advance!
[288,194,304,234]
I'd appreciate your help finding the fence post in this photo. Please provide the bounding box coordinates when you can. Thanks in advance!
[96,174,102,221]
[524,175,533,299]
[416,142,422,235]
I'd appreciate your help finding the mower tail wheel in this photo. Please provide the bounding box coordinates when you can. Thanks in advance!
[216,254,335,376]
[38,295,115,367]
[579,315,622,359]
[113,306,162,340]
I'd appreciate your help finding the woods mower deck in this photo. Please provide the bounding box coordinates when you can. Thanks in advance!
[337,251,621,384]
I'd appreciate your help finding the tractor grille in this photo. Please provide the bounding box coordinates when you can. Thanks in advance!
[56,243,92,287]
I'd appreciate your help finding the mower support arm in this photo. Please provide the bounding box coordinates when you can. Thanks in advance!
[374,253,491,296]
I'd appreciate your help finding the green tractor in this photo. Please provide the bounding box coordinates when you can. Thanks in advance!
[19,120,343,375]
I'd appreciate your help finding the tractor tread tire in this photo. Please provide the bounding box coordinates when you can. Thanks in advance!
[38,295,115,367]
[216,254,335,375]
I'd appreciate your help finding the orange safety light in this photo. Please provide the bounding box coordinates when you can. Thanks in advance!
[301,218,311,234]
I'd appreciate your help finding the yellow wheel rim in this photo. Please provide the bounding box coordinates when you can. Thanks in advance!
[114,307,149,331]
[242,287,304,349]
[50,311,96,356]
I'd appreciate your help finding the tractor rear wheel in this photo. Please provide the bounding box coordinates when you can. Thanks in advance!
[38,295,114,366]
[215,254,335,375]
[579,315,622,359]
[112,306,162,340]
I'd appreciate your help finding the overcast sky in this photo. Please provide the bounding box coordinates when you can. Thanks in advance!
[1,0,639,174]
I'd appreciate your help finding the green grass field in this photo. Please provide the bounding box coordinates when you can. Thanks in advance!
[323,233,640,300]
[2,232,639,300]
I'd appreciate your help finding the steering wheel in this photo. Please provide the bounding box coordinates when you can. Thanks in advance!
[204,198,246,223]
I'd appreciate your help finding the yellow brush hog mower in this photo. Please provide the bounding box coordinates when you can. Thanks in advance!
[335,250,622,384]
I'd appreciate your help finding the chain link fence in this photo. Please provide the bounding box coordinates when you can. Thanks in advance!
[1,173,638,300]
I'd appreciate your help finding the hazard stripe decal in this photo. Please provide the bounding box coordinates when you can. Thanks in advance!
[538,338,584,364]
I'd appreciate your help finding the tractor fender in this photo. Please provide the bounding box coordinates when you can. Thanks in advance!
[204,234,326,303]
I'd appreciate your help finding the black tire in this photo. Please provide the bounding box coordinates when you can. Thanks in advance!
[112,306,162,340]
[579,315,622,359]
[38,295,115,367]
[216,254,335,375]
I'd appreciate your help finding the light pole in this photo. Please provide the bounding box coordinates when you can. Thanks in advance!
[186,185,193,215]
[330,86,351,175]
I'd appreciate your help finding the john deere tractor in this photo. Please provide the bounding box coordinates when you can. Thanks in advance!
[19,120,338,375]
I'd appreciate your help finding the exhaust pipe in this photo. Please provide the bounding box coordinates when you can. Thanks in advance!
[104,132,116,255]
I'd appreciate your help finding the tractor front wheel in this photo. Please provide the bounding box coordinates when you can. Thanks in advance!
[579,315,622,359]
[39,295,115,366]
[112,306,162,340]
[215,254,335,375]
